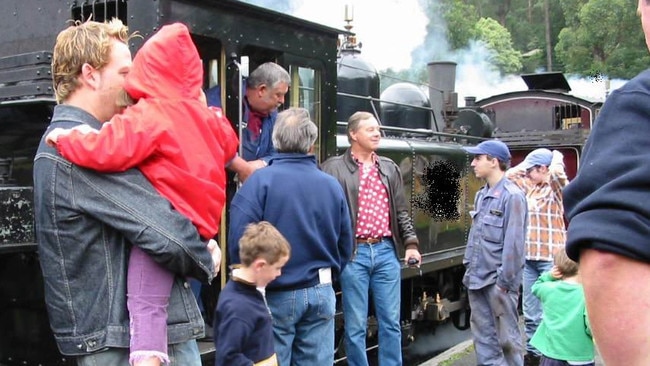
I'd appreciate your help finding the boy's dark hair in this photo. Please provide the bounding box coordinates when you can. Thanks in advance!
[554,249,579,278]
[239,221,291,266]
[486,154,510,171]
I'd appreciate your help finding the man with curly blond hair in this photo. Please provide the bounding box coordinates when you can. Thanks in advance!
[34,19,218,366]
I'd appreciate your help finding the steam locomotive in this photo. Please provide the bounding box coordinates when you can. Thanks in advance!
[0,0,598,365]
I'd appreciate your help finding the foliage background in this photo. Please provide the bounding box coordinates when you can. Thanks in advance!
[383,0,649,89]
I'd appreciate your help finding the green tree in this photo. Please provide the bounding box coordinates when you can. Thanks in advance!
[502,0,566,72]
[473,17,523,74]
[442,0,479,49]
[555,0,649,79]
[380,67,428,93]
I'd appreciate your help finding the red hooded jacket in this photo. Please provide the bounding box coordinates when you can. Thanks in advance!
[55,23,238,239]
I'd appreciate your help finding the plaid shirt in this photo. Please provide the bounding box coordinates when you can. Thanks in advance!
[507,159,568,261]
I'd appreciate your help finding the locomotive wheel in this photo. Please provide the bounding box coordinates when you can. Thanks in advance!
[451,306,471,330]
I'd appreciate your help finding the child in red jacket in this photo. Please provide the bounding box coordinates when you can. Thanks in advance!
[46,23,238,366]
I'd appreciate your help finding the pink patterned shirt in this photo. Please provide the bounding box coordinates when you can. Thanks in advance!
[353,152,392,239]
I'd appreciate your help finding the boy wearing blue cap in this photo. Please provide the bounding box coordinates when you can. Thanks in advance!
[506,148,569,366]
[462,139,528,366]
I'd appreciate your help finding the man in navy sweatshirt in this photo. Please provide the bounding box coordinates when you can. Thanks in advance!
[564,1,650,364]
[228,107,354,366]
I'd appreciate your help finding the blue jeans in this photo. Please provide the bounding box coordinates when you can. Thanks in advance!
[75,340,201,366]
[341,239,402,366]
[523,260,553,354]
[266,283,336,366]
[468,284,524,366]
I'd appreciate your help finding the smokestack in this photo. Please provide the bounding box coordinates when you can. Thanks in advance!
[427,61,458,129]
[427,61,457,109]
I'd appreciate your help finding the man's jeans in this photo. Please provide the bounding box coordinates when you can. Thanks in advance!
[76,340,201,366]
[469,284,524,366]
[523,260,553,354]
[266,283,336,366]
[341,239,402,366]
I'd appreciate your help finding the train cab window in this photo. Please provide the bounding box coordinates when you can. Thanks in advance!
[208,60,219,89]
[204,59,224,107]
[72,0,127,23]
[289,66,322,159]
[554,103,582,130]
[192,32,224,107]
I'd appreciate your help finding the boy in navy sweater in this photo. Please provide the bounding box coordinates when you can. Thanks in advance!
[214,222,290,366]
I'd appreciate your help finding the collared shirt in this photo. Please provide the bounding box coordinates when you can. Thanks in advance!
[247,109,267,140]
[352,152,392,239]
[507,163,568,261]
[463,177,527,292]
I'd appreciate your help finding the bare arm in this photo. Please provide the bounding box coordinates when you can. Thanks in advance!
[227,155,266,183]
[580,249,650,366]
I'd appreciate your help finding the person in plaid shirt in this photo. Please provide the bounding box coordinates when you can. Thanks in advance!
[506,148,568,366]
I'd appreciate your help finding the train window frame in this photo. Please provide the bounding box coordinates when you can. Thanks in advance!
[289,65,322,160]
[72,0,127,24]
[554,103,583,130]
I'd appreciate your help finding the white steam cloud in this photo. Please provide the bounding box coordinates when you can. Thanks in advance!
[239,0,626,104]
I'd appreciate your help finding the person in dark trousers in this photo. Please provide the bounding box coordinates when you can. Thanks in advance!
[34,19,218,366]
[563,1,650,364]
[462,139,527,366]
[228,107,353,366]
[321,111,421,366]
[214,222,290,366]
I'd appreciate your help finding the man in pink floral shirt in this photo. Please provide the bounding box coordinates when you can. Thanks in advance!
[321,111,421,366]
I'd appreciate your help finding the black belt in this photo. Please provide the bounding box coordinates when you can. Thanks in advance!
[355,237,383,244]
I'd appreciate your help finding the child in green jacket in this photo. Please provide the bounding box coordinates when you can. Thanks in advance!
[530,250,594,366]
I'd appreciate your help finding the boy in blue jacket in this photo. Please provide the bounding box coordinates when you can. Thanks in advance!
[214,222,290,366]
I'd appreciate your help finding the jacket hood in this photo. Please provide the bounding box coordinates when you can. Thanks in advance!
[125,23,202,101]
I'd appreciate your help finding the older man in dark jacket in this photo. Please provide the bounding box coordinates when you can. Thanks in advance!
[321,111,421,366]
[228,107,353,366]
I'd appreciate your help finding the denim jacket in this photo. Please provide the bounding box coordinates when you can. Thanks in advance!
[320,148,419,255]
[33,105,214,355]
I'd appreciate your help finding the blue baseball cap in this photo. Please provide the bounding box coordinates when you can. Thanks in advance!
[520,148,552,170]
[462,140,511,162]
